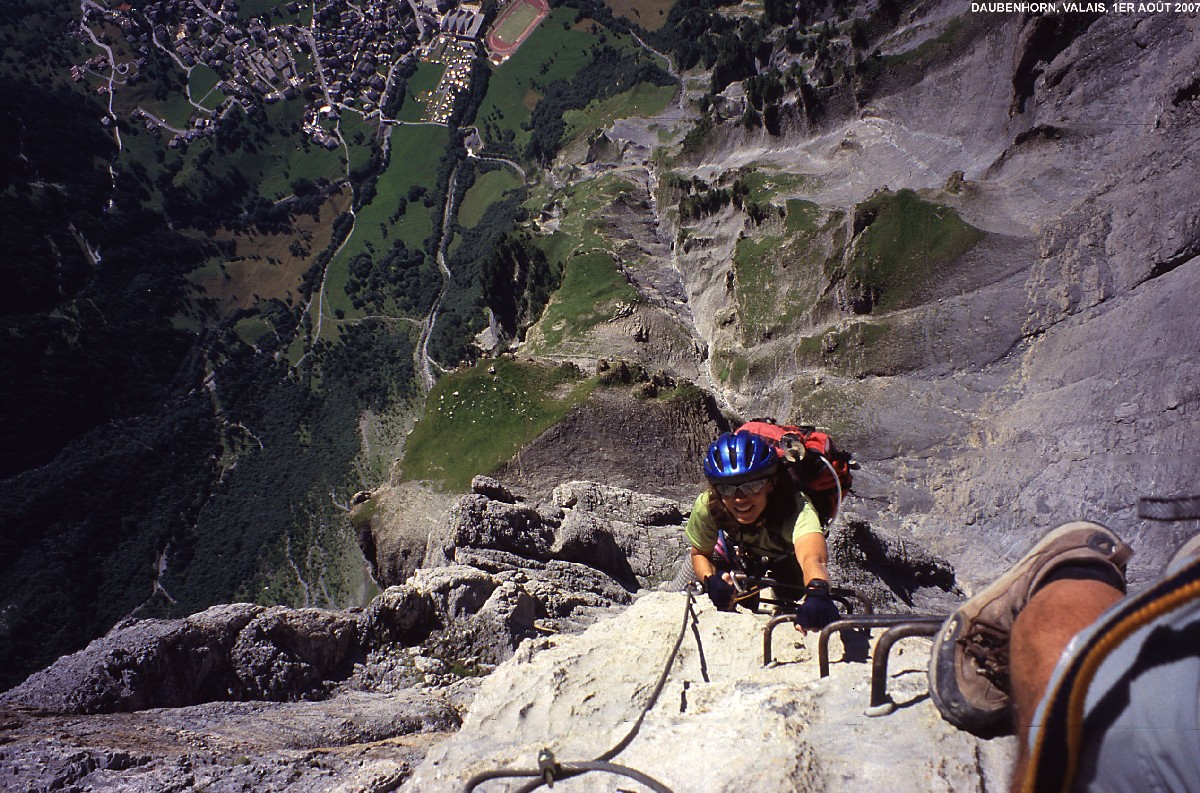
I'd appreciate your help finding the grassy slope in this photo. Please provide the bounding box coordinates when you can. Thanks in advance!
[559,81,676,150]
[520,172,643,351]
[459,169,523,227]
[532,250,638,348]
[732,198,831,343]
[845,188,983,311]
[603,0,677,32]
[401,358,596,490]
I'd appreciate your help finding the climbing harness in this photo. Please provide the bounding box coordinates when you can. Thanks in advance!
[461,591,699,792]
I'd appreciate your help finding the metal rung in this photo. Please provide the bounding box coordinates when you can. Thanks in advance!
[760,587,874,665]
[869,620,944,709]
[816,614,944,677]
[762,614,801,666]
[815,614,947,713]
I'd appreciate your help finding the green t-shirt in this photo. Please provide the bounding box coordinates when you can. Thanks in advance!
[685,489,822,560]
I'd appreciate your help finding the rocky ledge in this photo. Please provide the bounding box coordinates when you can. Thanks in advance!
[1,477,970,791]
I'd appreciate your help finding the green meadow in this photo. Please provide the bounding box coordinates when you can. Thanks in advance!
[531,250,638,349]
[252,100,348,199]
[400,358,596,490]
[559,82,675,150]
[317,124,449,327]
[845,189,984,311]
[458,169,523,228]
[397,61,446,123]
[475,7,606,154]
[188,65,221,106]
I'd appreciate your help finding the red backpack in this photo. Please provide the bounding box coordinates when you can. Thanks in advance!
[737,418,854,526]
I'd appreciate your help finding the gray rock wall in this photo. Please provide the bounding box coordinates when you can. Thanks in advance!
[402,593,1013,793]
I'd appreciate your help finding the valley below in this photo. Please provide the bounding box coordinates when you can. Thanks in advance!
[2,0,1198,790]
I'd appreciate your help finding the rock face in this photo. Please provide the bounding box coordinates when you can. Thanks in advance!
[403,592,1015,792]
[3,604,361,714]
[0,691,462,793]
[1,475,964,790]
[541,7,1200,592]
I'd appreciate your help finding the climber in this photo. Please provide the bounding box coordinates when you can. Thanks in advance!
[686,431,839,632]
[928,520,1200,792]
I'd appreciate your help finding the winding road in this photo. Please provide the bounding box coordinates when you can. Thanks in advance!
[415,159,462,392]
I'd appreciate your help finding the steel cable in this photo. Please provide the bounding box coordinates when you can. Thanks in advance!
[461,592,697,793]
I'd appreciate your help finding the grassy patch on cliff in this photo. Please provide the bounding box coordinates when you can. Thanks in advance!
[885,16,968,69]
[401,359,596,490]
[735,169,822,205]
[560,82,676,148]
[790,378,871,443]
[542,172,640,251]
[459,169,523,227]
[844,189,982,312]
[712,349,749,388]
[732,199,837,343]
[515,172,644,350]
[790,322,889,366]
[531,250,638,349]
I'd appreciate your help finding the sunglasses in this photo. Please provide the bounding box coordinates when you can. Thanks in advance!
[715,478,770,498]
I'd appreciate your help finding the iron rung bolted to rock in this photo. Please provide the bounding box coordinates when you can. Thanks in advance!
[763,610,949,714]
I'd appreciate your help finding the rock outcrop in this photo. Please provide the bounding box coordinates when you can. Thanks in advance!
[2,604,361,714]
[403,592,1015,792]
[5,479,669,718]
[1,475,965,790]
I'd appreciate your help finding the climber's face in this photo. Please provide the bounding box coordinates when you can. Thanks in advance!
[720,478,773,524]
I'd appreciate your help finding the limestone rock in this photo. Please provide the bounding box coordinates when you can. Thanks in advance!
[0,690,460,793]
[1,603,367,714]
[229,607,361,701]
[353,481,459,587]
[402,592,1015,792]
[551,481,690,587]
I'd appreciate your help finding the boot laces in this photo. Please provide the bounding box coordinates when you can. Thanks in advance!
[957,620,1012,693]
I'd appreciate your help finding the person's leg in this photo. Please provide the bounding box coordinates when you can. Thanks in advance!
[1006,578,1124,789]
[1011,533,1200,793]
[928,522,1132,733]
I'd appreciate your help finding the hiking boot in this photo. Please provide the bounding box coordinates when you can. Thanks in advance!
[928,521,1132,733]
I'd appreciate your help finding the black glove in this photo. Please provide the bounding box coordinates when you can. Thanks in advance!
[704,574,736,611]
[794,580,839,630]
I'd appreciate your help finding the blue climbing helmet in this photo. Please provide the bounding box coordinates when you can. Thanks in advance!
[703,432,778,485]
